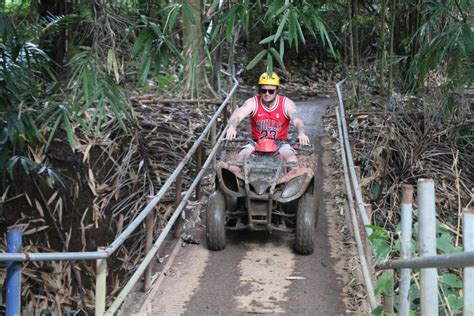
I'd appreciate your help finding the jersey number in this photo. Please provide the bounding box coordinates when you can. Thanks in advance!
[259,130,277,139]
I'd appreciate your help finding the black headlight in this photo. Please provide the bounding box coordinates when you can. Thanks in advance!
[282,175,305,198]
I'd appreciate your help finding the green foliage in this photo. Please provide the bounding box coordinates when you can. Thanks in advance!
[407,0,474,91]
[374,270,394,295]
[368,224,394,264]
[4,155,63,186]
[211,0,336,73]
[1,0,31,13]
[68,47,131,134]
[1,12,132,181]
[131,15,182,86]
[0,13,53,149]
[370,216,464,315]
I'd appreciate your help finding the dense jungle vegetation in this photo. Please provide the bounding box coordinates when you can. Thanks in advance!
[0,0,472,314]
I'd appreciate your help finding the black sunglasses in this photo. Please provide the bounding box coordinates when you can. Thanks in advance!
[260,88,277,95]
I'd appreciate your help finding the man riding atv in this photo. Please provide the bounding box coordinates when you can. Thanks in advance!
[206,71,317,255]
[225,71,310,161]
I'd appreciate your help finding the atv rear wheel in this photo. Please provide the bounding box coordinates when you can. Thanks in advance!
[206,189,227,251]
[295,191,316,255]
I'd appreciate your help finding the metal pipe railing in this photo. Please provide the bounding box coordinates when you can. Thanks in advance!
[0,72,239,264]
[417,179,439,316]
[464,208,474,315]
[6,227,22,316]
[336,79,474,315]
[95,249,107,316]
[376,251,474,270]
[336,80,372,237]
[2,71,240,316]
[399,184,414,316]
[377,208,474,271]
[105,123,230,315]
[336,109,378,310]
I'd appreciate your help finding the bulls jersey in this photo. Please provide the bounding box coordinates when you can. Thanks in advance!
[251,95,290,141]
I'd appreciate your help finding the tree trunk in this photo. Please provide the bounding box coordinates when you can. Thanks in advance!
[379,0,386,96]
[92,0,106,19]
[353,0,360,100]
[37,0,70,66]
[388,0,396,97]
[348,0,357,103]
[182,0,216,98]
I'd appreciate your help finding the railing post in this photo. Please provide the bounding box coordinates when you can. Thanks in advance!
[143,213,154,292]
[6,226,23,316]
[417,179,438,316]
[95,248,107,316]
[464,208,474,316]
[399,184,414,316]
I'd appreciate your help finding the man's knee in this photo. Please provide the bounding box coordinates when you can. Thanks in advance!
[279,144,297,162]
[281,151,297,162]
[238,146,253,160]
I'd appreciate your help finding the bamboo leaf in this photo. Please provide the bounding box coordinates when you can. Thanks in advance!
[296,16,306,46]
[266,52,273,74]
[225,7,238,38]
[150,22,163,37]
[165,5,181,33]
[259,34,276,44]
[287,9,297,47]
[279,37,285,60]
[20,157,30,175]
[269,47,285,71]
[274,10,289,42]
[246,49,267,70]
[274,3,291,17]
[139,55,152,85]
[132,30,148,56]
[62,112,75,149]
[45,116,61,150]
[34,199,44,217]
[24,225,49,235]
[6,156,19,179]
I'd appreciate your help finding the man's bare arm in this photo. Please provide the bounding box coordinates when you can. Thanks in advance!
[286,99,310,145]
[225,98,255,140]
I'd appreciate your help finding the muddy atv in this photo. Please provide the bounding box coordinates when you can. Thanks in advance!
[206,138,318,255]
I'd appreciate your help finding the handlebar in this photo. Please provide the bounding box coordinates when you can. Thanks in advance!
[221,138,314,153]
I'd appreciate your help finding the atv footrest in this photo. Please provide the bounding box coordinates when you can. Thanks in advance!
[250,219,268,224]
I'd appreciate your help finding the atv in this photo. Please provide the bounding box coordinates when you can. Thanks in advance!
[206,138,318,255]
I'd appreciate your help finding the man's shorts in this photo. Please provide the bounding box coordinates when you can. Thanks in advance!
[240,143,296,155]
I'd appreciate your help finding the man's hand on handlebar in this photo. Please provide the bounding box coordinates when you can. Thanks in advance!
[298,133,310,145]
[225,126,237,140]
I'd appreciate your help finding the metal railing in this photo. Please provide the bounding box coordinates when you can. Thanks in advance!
[336,79,474,316]
[1,71,239,315]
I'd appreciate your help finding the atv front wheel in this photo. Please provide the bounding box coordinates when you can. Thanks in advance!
[206,189,227,251]
[295,191,316,255]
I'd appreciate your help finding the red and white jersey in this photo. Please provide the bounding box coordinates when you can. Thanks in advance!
[251,95,290,141]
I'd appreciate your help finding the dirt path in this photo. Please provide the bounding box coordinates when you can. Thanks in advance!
[126,99,369,315]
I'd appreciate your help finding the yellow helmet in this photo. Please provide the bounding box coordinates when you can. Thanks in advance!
[258,72,280,86]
